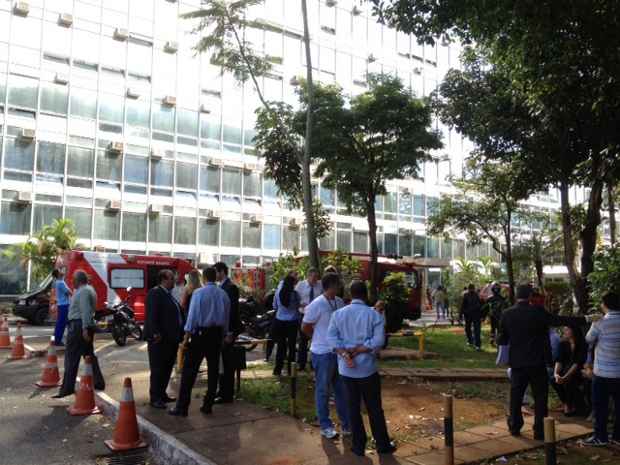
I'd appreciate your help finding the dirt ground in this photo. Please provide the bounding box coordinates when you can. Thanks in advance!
[498,440,619,465]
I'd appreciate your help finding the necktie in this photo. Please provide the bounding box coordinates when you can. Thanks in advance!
[309,285,315,302]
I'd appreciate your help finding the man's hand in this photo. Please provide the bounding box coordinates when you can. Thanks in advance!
[223,334,234,345]
[153,334,162,344]
[82,329,91,343]
[351,345,371,357]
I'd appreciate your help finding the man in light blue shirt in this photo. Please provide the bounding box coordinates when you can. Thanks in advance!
[53,269,72,346]
[327,281,394,457]
[302,273,349,439]
[170,267,230,417]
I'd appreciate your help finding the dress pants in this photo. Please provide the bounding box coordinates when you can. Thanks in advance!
[342,373,391,454]
[147,340,179,403]
[54,304,69,345]
[217,343,236,401]
[509,365,548,437]
[59,319,105,395]
[592,375,620,442]
[176,327,223,413]
[273,319,298,376]
[464,314,481,348]
[297,321,309,370]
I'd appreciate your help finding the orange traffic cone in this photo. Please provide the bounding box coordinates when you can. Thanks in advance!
[0,316,11,349]
[9,322,27,360]
[68,356,101,416]
[105,378,147,451]
[36,337,60,388]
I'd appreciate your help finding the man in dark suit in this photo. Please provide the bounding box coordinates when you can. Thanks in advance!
[498,284,592,440]
[460,284,483,350]
[214,262,243,403]
[144,269,184,409]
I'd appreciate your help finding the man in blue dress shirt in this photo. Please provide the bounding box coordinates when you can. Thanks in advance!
[327,280,395,457]
[169,267,230,417]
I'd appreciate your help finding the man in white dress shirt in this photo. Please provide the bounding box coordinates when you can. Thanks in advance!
[295,268,323,371]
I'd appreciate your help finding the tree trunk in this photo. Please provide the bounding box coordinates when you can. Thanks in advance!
[559,181,587,313]
[534,258,544,290]
[300,0,320,271]
[367,197,380,304]
[609,183,617,246]
[504,222,516,304]
[578,178,604,311]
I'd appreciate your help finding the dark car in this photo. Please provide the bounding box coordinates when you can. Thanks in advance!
[13,275,53,325]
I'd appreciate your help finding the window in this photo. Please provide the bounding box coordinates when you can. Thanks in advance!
[124,156,148,184]
[40,83,68,114]
[174,216,196,245]
[413,194,425,217]
[149,215,172,243]
[200,117,221,140]
[8,75,38,109]
[126,100,150,128]
[243,222,261,248]
[110,268,145,289]
[176,162,197,190]
[337,229,352,252]
[199,219,219,245]
[427,237,439,258]
[384,233,397,255]
[262,224,281,250]
[399,233,412,257]
[4,137,35,171]
[178,109,198,137]
[399,192,412,217]
[427,197,439,217]
[320,186,335,207]
[284,227,300,250]
[413,234,426,257]
[222,169,242,196]
[65,206,92,238]
[223,125,242,145]
[441,238,452,260]
[319,230,335,251]
[200,165,220,192]
[98,94,124,124]
[221,220,241,247]
[67,146,94,178]
[0,202,31,235]
[37,142,65,175]
[153,103,175,133]
[151,160,173,187]
[353,231,368,253]
[96,151,122,181]
[95,211,120,240]
[70,88,98,119]
[243,172,261,197]
[122,213,147,242]
[264,178,279,199]
[31,203,61,232]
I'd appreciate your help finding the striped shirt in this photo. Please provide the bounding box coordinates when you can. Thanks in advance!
[586,310,620,378]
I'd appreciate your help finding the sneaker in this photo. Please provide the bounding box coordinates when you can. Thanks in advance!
[321,427,339,439]
[581,436,608,447]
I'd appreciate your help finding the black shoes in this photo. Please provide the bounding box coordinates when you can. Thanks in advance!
[214,397,233,404]
[168,407,188,417]
[150,400,167,409]
[200,404,213,415]
[162,395,176,403]
[378,442,397,455]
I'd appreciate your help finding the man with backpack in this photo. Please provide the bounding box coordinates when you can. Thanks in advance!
[460,284,483,351]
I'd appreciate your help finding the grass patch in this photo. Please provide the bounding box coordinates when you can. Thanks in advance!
[385,326,499,369]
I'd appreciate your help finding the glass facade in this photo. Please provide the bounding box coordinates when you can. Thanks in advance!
[0,0,494,293]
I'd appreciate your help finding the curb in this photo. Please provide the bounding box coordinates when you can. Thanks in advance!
[95,390,219,465]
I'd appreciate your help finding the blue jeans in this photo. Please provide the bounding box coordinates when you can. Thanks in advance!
[312,352,350,430]
[54,304,69,344]
[592,375,620,441]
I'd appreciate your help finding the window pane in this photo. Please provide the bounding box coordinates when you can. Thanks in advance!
[37,141,65,175]
[67,146,94,178]
[124,155,148,184]
[222,169,241,195]
[174,217,196,245]
[122,212,146,242]
[399,234,412,257]
[95,211,120,240]
[427,237,439,258]
[320,186,335,206]
[96,151,122,181]
[243,172,261,197]
[384,233,397,255]
[221,220,241,247]
[149,215,172,243]
[385,193,397,213]
[0,202,31,235]
[151,160,173,187]
[414,194,425,216]
[223,124,242,144]
[40,83,68,114]
[70,88,98,119]
[98,94,125,124]
[126,99,150,128]
[32,204,61,232]
[262,224,281,249]
[283,228,300,250]
[198,219,219,245]
[413,235,426,257]
[153,103,175,132]
[65,206,92,238]
[264,178,279,199]
[353,231,368,253]
[399,192,412,215]
[176,162,197,190]
[200,165,220,192]
[337,230,352,252]
[441,238,452,260]
[8,75,38,108]
[243,222,261,248]
[177,109,198,137]
[200,117,221,140]
[4,137,35,171]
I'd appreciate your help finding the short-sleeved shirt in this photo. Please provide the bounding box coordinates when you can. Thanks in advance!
[295,280,324,309]
[586,311,620,378]
[302,294,344,354]
[55,279,71,306]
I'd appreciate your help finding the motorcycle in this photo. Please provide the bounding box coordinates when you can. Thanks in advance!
[96,287,143,347]
[239,296,274,340]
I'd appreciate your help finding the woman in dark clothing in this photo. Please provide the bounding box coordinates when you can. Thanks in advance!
[272,275,301,376]
[554,325,587,416]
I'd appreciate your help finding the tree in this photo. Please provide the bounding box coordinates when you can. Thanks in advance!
[317,74,442,301]
[182,0,322,270]
[589,244,620,309]
[2,219,78,283]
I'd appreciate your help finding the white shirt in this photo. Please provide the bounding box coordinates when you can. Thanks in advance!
[295,279,323,311]
[302,294,344,355]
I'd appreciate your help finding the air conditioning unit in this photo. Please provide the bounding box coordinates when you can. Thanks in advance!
[209,158,223,167]
[441,37,450,47]
[162,95,176,107]
[113,28,129,41]
[164,41,178,54]
[54,73,69,85]
[249,215,263,226]
[58,13,73,27]
[402,187,411,194]
[106,200,121,211]
[149,204,164,215]
[199,103,211,114]
[108,141,123,154]
[150,148,163,160]
[352,6,362,15]
[126,88,140,99]
[13,2,29,16]
[244,163,258,172]
[288,219,300,230]
[205,210,220,221]
[289,76,300,86]
[367,54,377,63]
[325,0,337,7]
[413,67,423,75]
[16,191,32,204]
[19,128,35,141]
[399,228,412,234]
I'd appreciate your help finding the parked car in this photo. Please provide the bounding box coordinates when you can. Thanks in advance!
[12,275,53,325]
